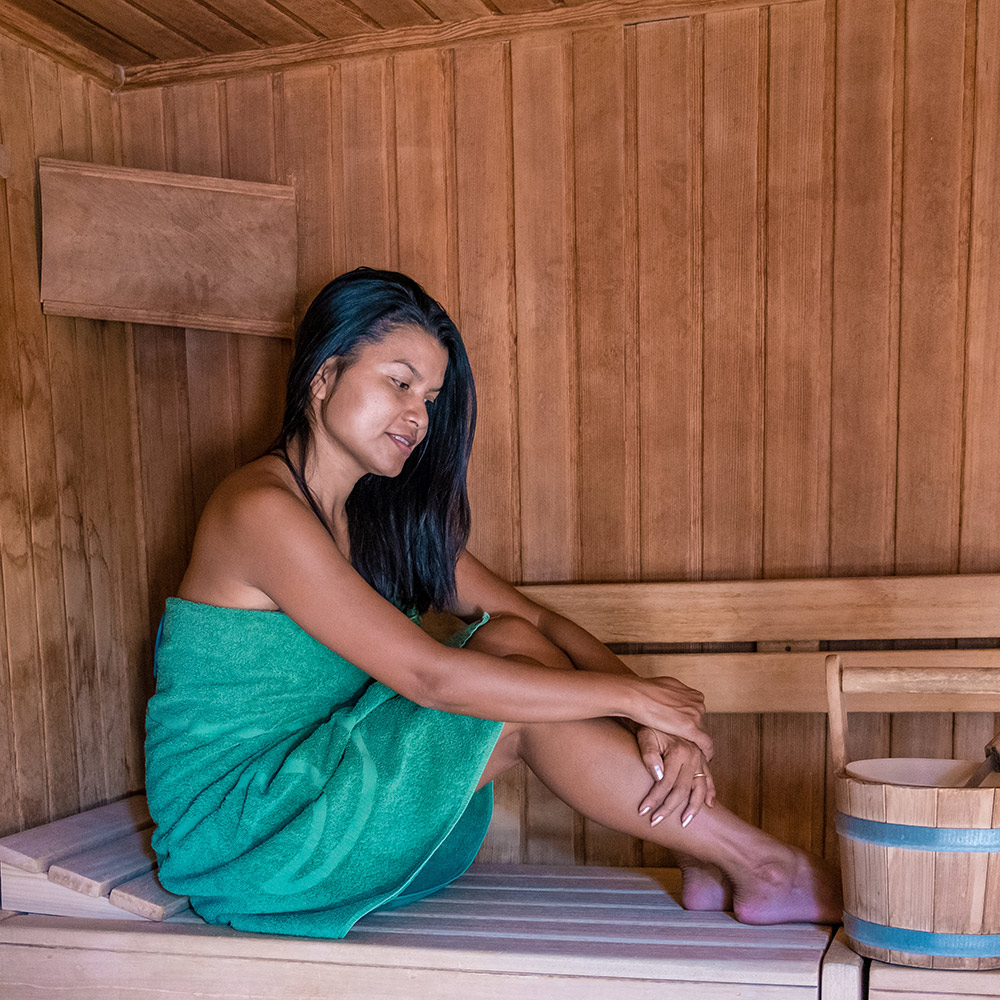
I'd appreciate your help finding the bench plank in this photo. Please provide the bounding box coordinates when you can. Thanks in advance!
[1,865,149,921]
[0,941,819,1000]
[0,795,150,873]
[109,870,191,921]
[47,828,155,898]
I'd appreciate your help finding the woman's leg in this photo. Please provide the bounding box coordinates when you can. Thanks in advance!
[465,616,841,925]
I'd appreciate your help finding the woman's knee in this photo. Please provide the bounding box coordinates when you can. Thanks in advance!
[465,614,574,671]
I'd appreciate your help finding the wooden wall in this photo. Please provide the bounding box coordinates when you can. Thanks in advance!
[0,33,147,837]
[3,0,1000,867]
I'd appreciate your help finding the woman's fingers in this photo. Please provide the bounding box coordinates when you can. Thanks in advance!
[636,726,665,782]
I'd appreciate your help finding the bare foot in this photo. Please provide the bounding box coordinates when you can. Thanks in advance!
[730,848,842,925]
[674,852,733,911]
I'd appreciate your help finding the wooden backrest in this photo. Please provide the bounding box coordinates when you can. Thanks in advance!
[518,575,1000,644]
[517,575,1000,714]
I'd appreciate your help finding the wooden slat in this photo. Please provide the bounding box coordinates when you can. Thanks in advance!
[511,32,578,586]
[339,55,396,267]
[636,16,701,584]
[572,23,640,868]
[869,960,1000,994]
[621,649,1000,714]
[109,871,191,921]
[454,41,522,864]
[47,828,156,898]
[56,0,205,61]
[0,34,60,832]
[0,0,143,73]
[0,795,150,873]
[393,47,455,307]
[277,63,336,318]
[759,0,828,857]
[819,929,864,1000]
[894,0,968,578]
[961,0,1000,576]
[517,575,1000,643]
[0,938,825,1000]
[510,33,578,865]
[1,864,149,922]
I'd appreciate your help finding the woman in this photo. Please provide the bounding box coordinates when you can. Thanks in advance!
[145,267,840,937]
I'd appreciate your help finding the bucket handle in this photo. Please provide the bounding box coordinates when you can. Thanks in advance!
[826,654,849,772]
[825,653,1000,771]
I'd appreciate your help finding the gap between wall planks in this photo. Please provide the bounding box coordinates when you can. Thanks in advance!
[4,0,1000,865]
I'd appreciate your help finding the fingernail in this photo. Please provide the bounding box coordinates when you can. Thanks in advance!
[638,804,651,816]
[681,813,693,828]
[650,815,664,827]
[653,765,663,781]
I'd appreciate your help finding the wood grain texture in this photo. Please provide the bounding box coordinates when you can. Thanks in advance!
[39,157,297,336]
[453,41,522,862]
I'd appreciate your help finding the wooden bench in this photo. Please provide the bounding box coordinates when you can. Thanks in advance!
[3,572,1000,999]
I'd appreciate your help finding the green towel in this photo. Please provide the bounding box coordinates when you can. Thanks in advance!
[145,598,503,937]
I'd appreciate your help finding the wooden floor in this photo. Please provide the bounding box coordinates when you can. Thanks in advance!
[0,864,840,999]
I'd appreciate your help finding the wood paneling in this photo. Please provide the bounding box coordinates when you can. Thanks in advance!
[4,0,1000,872]
[0,34,147,837]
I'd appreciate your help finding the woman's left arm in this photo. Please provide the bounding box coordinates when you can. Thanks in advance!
[451,552,716,821]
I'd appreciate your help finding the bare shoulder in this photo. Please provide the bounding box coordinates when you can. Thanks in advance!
[201,456,309,532]
[179,456,324,608]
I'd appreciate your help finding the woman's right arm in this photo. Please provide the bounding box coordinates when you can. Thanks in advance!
[211,484,710,753]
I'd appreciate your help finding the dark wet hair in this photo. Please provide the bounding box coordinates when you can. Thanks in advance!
[271,267,476,614]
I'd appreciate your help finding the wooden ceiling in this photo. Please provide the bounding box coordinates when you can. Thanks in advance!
[4,0,565,68]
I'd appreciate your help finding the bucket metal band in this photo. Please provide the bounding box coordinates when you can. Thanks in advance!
[845,912,1000,958]
[835,812,1000,852]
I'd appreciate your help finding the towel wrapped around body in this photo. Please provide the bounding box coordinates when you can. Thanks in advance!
[145,597,504,938]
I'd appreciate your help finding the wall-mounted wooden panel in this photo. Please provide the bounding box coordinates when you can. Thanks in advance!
[39,158,298,337]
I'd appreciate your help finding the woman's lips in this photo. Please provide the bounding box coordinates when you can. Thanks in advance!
[388,433,415,453]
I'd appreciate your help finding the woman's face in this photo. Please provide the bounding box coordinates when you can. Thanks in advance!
[311,324,449,479]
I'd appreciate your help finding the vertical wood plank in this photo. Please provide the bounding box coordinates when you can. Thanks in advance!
[0,36,47,833]
[953,0,1000,839]
[454,40,522,862]
[118,87,197,634]
[277,64,336,319]
[827,0,899,849]
[634,14,702,866]
[636,17,702,585]
[892,1,971,760]
[573,25,635,587]
[225,74,290,466]
[511,32,578,864]
[759,1,828,856]
[393,49,456,313]
[339,56,396,270]
[511,33,578,588]
[0,36,61,830]
[700,7,766,831]
[169,80,241,520]
[31,52,97,814]
[961,1,1000,575]
[572,23,641,866]
[894,0,968,577]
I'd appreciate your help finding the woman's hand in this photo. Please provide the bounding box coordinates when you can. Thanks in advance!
[628,675,713,759]
[635,728,716,828]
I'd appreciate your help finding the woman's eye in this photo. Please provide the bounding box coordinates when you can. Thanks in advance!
[391,378,409,390]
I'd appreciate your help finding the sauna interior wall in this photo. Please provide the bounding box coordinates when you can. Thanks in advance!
[4,0,1000,866]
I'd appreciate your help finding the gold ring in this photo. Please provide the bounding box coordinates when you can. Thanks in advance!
[692,772,707,778]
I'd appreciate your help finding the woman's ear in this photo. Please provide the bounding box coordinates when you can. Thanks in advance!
[310,358,339,400]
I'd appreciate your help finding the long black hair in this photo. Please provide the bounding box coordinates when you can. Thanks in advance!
[271,267,476,615]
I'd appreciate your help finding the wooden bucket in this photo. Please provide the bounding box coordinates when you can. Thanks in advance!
[835,757,1000,970]
[826,653,1000,970]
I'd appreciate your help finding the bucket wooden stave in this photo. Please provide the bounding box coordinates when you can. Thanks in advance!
[835,759,1000,970]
